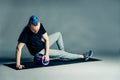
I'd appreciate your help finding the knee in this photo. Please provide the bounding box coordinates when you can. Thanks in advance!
[55,32,62,36]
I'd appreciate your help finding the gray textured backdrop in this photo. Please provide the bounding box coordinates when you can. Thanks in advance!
[0,0,120,58]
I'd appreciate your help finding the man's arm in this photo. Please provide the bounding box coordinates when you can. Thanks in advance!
[16,42,25,69]
[42,32,50,61]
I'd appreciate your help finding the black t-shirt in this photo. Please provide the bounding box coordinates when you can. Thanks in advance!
[18,23,46,56]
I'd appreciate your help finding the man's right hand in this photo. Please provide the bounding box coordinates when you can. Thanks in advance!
[16,64,25,69]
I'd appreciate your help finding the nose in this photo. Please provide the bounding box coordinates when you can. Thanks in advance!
[34,29,38,33]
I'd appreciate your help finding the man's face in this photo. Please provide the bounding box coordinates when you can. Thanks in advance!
[29,22,40,34]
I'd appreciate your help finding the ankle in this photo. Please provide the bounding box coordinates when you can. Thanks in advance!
[80,54,84,58]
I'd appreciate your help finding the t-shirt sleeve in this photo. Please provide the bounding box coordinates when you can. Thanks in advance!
[40,23,46,34]
[18,28,28,43]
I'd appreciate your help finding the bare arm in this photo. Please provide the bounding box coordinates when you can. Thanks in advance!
[42,32,50,61]
[16,42,25,69]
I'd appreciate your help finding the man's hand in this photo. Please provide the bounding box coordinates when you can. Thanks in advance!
[44,54,50,62]
[16,64,25,69]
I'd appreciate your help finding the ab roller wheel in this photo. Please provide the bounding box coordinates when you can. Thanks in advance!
[34,54,49,66]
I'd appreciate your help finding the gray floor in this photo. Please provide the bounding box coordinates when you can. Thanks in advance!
[0,55,120,80]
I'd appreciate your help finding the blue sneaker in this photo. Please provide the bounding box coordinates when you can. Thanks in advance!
[83,50,93,61]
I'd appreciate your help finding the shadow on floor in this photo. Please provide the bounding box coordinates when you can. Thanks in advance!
[4,58,101,70]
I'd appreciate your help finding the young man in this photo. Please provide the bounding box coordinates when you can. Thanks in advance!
[16,15,93,69]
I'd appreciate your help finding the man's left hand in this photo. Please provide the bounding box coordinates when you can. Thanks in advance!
[44,54,50,62]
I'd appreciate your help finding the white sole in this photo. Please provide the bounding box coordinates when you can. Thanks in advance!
[85,51,93,61]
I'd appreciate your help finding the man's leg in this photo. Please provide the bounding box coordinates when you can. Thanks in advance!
[50,49,84,60]
[48,32,93,60]
[48,49,93,61]
[49,32,64,50]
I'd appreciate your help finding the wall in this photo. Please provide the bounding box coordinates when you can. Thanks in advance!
[0,0,120,58]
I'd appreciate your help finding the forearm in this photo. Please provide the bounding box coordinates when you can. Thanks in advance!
[45,39,50,56]
[16,48,22,65]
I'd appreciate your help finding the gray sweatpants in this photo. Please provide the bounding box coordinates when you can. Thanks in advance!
[38,32,80,60]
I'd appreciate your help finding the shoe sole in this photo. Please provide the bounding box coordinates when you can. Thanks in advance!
[85,50,93,61]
